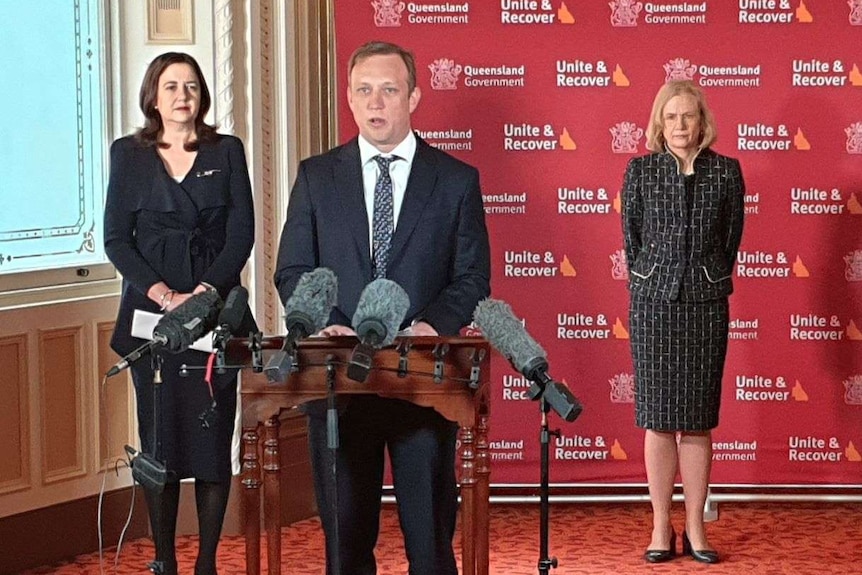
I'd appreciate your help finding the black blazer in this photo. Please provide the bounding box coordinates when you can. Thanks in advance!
[274,135,491,336]
[104,135,255,355]
[622,148,745,302]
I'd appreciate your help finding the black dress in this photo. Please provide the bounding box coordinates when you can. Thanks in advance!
[104,135,255,481]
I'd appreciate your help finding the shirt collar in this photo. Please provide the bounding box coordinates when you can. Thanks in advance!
[663,144,706,175]
[358,131,417,167]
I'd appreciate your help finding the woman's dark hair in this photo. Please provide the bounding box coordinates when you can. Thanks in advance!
[135,52,218,149]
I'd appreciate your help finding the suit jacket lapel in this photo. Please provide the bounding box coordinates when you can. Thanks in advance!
[334,140,372,270]
[390,138,437,263]
[148,149,197,224]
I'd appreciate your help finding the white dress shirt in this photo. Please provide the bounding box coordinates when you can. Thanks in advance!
[357,131,417,257]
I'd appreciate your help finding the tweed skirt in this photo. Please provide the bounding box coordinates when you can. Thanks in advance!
[629,293,729,431]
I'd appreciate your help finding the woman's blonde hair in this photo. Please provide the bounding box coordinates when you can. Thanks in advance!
[645,80,717,152]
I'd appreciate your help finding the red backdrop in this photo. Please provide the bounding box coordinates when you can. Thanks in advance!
[333,0,862,485]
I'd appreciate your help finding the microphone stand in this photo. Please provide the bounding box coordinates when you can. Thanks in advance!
[325,355,342,575]
[148,352,167,575]
[249,330,264,372]
[526,370,580,575]
[537,396,560,575]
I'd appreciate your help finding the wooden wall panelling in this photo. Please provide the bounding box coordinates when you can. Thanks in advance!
[0,335,31,495]
[39,327,87,483]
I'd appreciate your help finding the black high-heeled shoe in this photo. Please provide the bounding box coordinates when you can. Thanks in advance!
[682,531,720,564]
[643,529,677,563]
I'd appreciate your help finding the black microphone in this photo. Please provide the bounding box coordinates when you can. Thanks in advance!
[106,289,223,377]
[473,299,582,422]
[347,279,410,383]
[213,286,249,349]
[153,289,223,353]
[264,268,338,383]
[106,338,166,377]
[210,285,254,373]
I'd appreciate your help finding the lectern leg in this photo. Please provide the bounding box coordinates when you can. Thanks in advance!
[475,414,491,575]
[241,425,262,575]
[263,416,282,575]
[459,425,476,575]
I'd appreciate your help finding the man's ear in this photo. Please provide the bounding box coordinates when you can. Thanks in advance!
[409,86,422,114]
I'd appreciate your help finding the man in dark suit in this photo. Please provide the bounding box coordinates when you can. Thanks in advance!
[274,41,491,575]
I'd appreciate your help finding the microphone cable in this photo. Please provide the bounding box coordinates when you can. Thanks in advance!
[96,372,139,574]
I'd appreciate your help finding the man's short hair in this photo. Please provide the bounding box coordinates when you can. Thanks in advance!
[348,41,417,92]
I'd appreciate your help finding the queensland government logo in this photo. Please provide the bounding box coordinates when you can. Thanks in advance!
[844,375,862,404]
[483,191,527,215]
[610,250,628,280]
[852,0,862,25]
[372,0,405,26]
[609,373,634,403]
[610,122,643,153]
[415,127,472,152]
[664,58,761,87]
[373,1,470,26]
[729,317,759,340]
[844,251,862,281]
[609,0,641,26]
[611,0,707,26]
[847,122,862,153]
[431,59,526,89]
[712,439,757,462]
[429,59,461,90]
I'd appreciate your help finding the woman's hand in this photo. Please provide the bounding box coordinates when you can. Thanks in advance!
[165,292,193,311]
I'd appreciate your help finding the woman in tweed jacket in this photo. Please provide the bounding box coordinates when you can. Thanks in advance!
[621,80,745,564]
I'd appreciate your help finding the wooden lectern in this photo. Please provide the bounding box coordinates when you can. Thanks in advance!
[239,336,491,575]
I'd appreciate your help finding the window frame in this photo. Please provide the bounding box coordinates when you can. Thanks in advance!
[0,0,117,300]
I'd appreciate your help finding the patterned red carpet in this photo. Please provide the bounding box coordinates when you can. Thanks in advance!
[19,501,862,574]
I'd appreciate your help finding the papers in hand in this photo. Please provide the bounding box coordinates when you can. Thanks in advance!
[131,309,214,353]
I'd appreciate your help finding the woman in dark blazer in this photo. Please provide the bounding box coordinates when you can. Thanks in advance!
[104,52,254,575]
[621,80,745,564]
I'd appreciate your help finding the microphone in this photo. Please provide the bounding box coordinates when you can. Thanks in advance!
[153,289,223,353]
[106,338,165,377]
[211,285,255,373]
[264,268,338,383]
[213,286,250,350]
[106,289,223,377]
[347,279,411,383]
[473,299,583,422]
